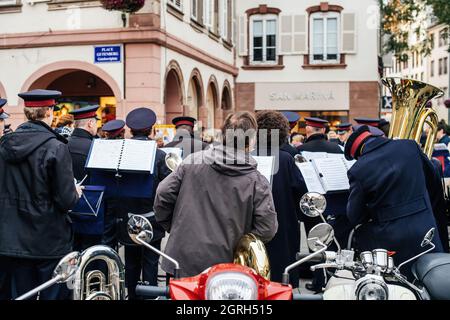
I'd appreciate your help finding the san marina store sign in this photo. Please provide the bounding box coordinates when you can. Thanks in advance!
[255,82,350,111]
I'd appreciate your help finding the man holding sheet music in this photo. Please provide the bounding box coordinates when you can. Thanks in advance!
[67,105,101,252]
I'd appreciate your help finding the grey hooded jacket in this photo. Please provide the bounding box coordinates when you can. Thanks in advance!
[154,144,278,277]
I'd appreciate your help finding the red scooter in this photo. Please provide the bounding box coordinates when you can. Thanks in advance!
[127,215,322,300]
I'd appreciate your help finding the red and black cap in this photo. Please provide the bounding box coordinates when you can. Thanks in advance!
[336,123,352,135]
[126,107,157,131]
[18,89,62,111]
[344,126,373,160]
[0,99,9,120]
[354,117,381,127]
[172,116,196,128]
[102,119,125,138]
[304,117,328,129]
[69,105,100,121]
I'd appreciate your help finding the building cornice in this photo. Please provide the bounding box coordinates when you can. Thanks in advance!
[0,27,238,76]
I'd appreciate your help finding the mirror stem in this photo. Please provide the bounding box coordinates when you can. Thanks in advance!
[137,233,181,277]
[15,275,63,300]
[282,241,327,286]
[398,243,435,271]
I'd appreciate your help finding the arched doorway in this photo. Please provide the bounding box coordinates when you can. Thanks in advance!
[21,61,122,126]
[187,69,204,125]
[221,81,233,120]
[206,77,219,129]
[164,61,184,124]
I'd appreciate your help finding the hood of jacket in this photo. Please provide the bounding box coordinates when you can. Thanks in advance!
[0,121,66,163]
[202,144,257,177]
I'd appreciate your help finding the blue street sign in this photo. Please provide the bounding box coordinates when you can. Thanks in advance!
[94,45,121,63]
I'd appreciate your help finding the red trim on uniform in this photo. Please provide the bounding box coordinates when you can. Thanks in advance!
[305,121,326,128]
[357,122,379,127]
[175,120,195,127]
[350,131,372,158]
[106,128,125,138]
[24,99,56,107]
[73,111,97,120]
[0,108,3,115]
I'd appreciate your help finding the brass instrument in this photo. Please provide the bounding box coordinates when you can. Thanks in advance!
[382,78,444,158]
[233,233,271,280]
[72,245,125,300]
[165,152,182,172]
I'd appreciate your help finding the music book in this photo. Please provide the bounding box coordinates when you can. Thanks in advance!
[253,156,275,185]
[296,157,352,194]
[86,139,157,173]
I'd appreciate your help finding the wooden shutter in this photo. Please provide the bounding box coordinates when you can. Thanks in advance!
[238,14,248,56]
[341,12,357,54]
[279,14,308,55]
[279,15,293,54]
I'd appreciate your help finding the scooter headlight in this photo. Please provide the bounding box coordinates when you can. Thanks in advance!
[355,275,389,300]
[205,272,258,300]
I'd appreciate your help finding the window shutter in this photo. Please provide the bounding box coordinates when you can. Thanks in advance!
[226,0,232,42]
[198,0,204,24]
[293,14,308,54]
[238,15,248,56]
[279,15,293,54]
[341,12,357,54]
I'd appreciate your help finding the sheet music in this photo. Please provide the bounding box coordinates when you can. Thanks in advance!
[119,139,157,173]
[301,151,328,161]
[86,139,123,170]
[160,147,183,159]
[296,162,326,194]
[326,153,357,170]
[313,158,350,191]
[253,156,275,185]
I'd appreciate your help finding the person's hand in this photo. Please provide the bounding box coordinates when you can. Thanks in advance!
[75,184,84,198]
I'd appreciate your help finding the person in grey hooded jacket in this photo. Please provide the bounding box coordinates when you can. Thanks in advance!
[154,111,278,278]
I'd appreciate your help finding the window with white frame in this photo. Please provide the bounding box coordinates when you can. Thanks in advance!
[204,0,212,28]
[191,0,198,20]
[219,0,228,39]
[0,0,17,5]
[168,0,182,11]
[250,15,277,64]
[310,12,339,64]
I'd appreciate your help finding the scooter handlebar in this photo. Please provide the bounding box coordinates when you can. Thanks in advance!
[296,252,325,264]
[135,285,169,298]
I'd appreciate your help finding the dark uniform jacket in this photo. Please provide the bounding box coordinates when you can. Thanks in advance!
[117,134,171,245]
[0,121,78,259]
[280,142,299,157]
[297,133,343,154]
[257,148,307,286]
[67,128,94,181]
[164,129,208,159]
[346,137,443,274]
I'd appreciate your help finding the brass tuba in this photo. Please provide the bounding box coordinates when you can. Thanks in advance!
[233,233,271,280]
[72,245,125,300]
[382,78,444,158]
[165,152,183,172]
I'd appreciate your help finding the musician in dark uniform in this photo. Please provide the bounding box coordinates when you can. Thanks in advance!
[378,118,390,137]
[297,117,343,154]
[0,99,11,138]
[255,111,307,287]
[0,90,80,299]
[67,105,100,251]
[100,120,126,251]
[118,107,170,299]
[336,123,352,147]
[280,111,300,157]
[343,125,443,279]
[354,117,381,128]
[164,116,208,159]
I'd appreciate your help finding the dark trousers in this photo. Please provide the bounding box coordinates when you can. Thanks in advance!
[124,239,161,300]
[0,256,12,300]
[102,200,119,251]
[73,233,102,252]
[9,257,69,300]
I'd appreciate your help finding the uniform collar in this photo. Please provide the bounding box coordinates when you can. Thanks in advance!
[360,136,390,157]
[72,127,94,140]
[305,133,327,143]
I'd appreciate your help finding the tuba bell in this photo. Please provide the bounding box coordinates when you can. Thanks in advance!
[382,78,444,159]
[72,245,125,300]
[233,233,271,280]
